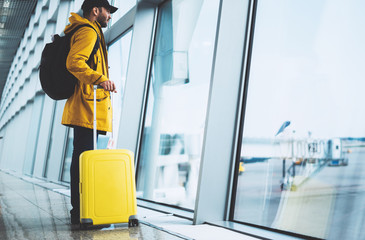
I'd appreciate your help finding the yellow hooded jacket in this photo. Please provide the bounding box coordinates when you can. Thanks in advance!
[61,13,112,132]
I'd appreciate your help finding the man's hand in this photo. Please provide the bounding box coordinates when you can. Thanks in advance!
[99,80,117,93]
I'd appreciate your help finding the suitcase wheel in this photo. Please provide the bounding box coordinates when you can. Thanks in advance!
[80,219,93,230]
[128,218,139,227]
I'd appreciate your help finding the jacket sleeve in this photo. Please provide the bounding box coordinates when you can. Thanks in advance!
[66,27,108,85]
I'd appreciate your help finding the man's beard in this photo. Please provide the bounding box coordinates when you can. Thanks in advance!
[97,16,108,28]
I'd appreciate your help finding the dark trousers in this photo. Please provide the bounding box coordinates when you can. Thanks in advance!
[70,126,98,218]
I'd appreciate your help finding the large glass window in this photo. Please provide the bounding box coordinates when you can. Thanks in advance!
[110,0,136,24]
[136,0,220,209]
[61,128,73,182]
[108,30,133,145]
[233,1,365,240]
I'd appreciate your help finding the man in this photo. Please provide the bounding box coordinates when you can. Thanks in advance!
[61,0,118,224]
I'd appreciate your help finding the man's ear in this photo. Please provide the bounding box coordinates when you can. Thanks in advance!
[92,6,99,16]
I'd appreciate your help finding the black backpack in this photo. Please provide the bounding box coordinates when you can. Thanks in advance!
[39,24,100,100]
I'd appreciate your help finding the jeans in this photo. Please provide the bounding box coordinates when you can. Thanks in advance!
[70,126,98,219]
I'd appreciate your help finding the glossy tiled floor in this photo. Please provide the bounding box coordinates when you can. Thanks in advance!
[0,171,186,240]
[0,170,267,240]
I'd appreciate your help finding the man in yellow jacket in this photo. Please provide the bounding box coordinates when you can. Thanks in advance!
[61,0,118,224]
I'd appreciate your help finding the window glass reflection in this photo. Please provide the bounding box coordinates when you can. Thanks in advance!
[234,1,365,239]
[108,30,133,145]
[136,0,220,209]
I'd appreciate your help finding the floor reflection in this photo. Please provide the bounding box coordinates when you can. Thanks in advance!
[0,171,185,240]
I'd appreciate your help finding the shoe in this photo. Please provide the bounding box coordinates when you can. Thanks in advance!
[71,216,80,225]
[70,208,80,225]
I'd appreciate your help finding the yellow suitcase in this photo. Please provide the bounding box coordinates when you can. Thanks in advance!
[79,149,138,227]
[79,86,138,228]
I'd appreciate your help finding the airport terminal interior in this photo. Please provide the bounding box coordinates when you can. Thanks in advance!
[0,0,364,239]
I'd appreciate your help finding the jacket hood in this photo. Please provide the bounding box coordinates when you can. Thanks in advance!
[64,13,101,35]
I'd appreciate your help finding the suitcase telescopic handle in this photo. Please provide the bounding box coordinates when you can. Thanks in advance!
[93,85,114,150]
[93,85,97,150]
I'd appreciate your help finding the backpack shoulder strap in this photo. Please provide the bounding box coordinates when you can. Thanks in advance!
[66,24,100,68]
